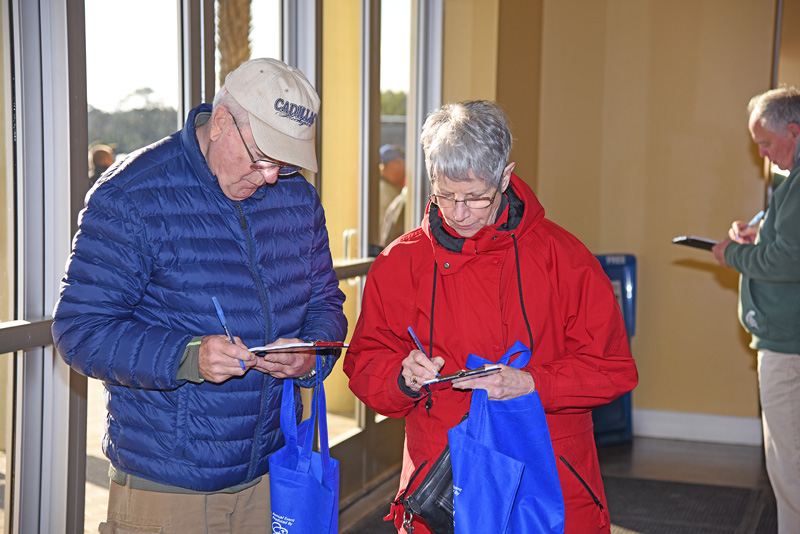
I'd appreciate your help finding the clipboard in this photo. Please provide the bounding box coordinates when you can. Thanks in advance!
[422,364,501,386]
[249,341,348,355]
[672,235,717,251]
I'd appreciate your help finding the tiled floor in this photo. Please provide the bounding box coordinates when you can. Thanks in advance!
[338,436,775,533]
[85,378,110,533]
[596,436,771,490]
[1,379,776,534]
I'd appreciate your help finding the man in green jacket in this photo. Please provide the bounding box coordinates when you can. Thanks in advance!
[712,86,800,533]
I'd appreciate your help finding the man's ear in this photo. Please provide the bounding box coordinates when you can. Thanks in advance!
[208,107,229,143]
[788,122,800,140]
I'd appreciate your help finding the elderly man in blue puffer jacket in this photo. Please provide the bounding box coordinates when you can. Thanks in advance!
[52,58,346,534]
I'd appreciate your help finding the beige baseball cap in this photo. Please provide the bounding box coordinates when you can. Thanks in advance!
[225,58,320,172]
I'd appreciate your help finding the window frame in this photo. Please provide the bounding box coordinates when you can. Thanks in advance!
[0,0,442,531]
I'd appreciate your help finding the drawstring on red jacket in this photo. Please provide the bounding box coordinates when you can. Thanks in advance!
[511,233,534,351]
[422,262,438,417]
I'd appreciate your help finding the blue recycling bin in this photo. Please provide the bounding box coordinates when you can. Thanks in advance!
[592,254,635,446]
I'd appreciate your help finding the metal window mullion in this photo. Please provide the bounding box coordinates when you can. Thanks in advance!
[62,0,89,531]
[283,0,322,192]
[39,0,80,531]
[411,0,442,224]
[11,0,46,530]
[359,0,380,259]
[180,0,201,121]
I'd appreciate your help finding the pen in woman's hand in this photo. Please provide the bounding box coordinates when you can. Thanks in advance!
[407,326,439,376]
[212,297,246,371]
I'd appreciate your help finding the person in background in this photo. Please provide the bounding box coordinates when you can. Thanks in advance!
[52,58,346,534]
[712,86,800,533]
[88,142,116,186]
[378,143,407,247]
[345,100,638,534]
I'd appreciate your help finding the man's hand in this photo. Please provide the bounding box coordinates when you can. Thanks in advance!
[198,335,255,383]
[452,365,535,400]
[729,220,759,244]
[252,338,315,378]
[711,238,731,267]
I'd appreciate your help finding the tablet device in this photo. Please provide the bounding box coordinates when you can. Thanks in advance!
[422,364,501,386]
[672,235,717,251]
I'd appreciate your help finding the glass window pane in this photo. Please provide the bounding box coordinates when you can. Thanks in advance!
[215,0,282,91]
[85,1,180,189]
[375,0,411,251]
[84,1,180,530]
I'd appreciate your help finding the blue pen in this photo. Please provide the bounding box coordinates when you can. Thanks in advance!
[212,297,246,371]
[407,326,439,376]
[736,209,765,239]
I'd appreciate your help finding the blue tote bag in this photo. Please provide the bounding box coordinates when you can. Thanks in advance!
[269,355,339,534]
[448,341,565,534]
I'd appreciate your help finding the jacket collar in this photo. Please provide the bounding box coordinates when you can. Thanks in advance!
[180,104,267,202]
[426,174,541,255]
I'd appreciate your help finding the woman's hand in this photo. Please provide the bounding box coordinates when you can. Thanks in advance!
[401,350,445,393]
[452,365,535,400]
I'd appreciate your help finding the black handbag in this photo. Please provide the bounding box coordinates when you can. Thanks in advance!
[398,445,454,534]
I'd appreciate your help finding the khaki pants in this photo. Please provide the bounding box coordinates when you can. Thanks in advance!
[99,475,271,534]
[758,349,800,534]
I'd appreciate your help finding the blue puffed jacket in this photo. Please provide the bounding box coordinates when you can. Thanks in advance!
[52,104,347,492]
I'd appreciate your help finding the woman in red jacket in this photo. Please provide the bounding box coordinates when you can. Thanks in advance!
[344,100,638,534]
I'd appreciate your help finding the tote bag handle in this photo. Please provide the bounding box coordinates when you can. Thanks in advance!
[280,355,331,474]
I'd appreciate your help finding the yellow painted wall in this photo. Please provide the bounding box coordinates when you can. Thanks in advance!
[777,0,800,86]
[442,0,500,101]
[496,1,544,193]
[320,0,362,413]
[444,0,777,419]
[442,0,543,191]
[537,0,775,417]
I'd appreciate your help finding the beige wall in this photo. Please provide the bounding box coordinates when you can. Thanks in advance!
[444,0,778,419]
[320,0,362,413]
[777,0,800,85]
[442,0,500,102]
[442,0,544,190]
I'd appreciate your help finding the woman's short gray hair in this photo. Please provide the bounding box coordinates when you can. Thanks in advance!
[747,86,800,132]
[420,100,512,189]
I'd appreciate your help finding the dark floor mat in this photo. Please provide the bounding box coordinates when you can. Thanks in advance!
[605,476,777,534]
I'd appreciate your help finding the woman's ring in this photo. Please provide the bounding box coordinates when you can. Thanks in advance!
[411,375,418,385]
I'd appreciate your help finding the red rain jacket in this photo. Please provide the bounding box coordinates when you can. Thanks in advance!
[344,175,638,533]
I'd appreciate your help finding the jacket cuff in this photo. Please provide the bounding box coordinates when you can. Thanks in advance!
[529,368,549,406]
[397,370,422,398]
[723,241,738,267]
[177,336,205,383]
[294,352,338,388]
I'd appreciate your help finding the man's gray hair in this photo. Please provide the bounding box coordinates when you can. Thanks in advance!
[747,86,800,132]
[420,100,512,188]
[212,88,250,124]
